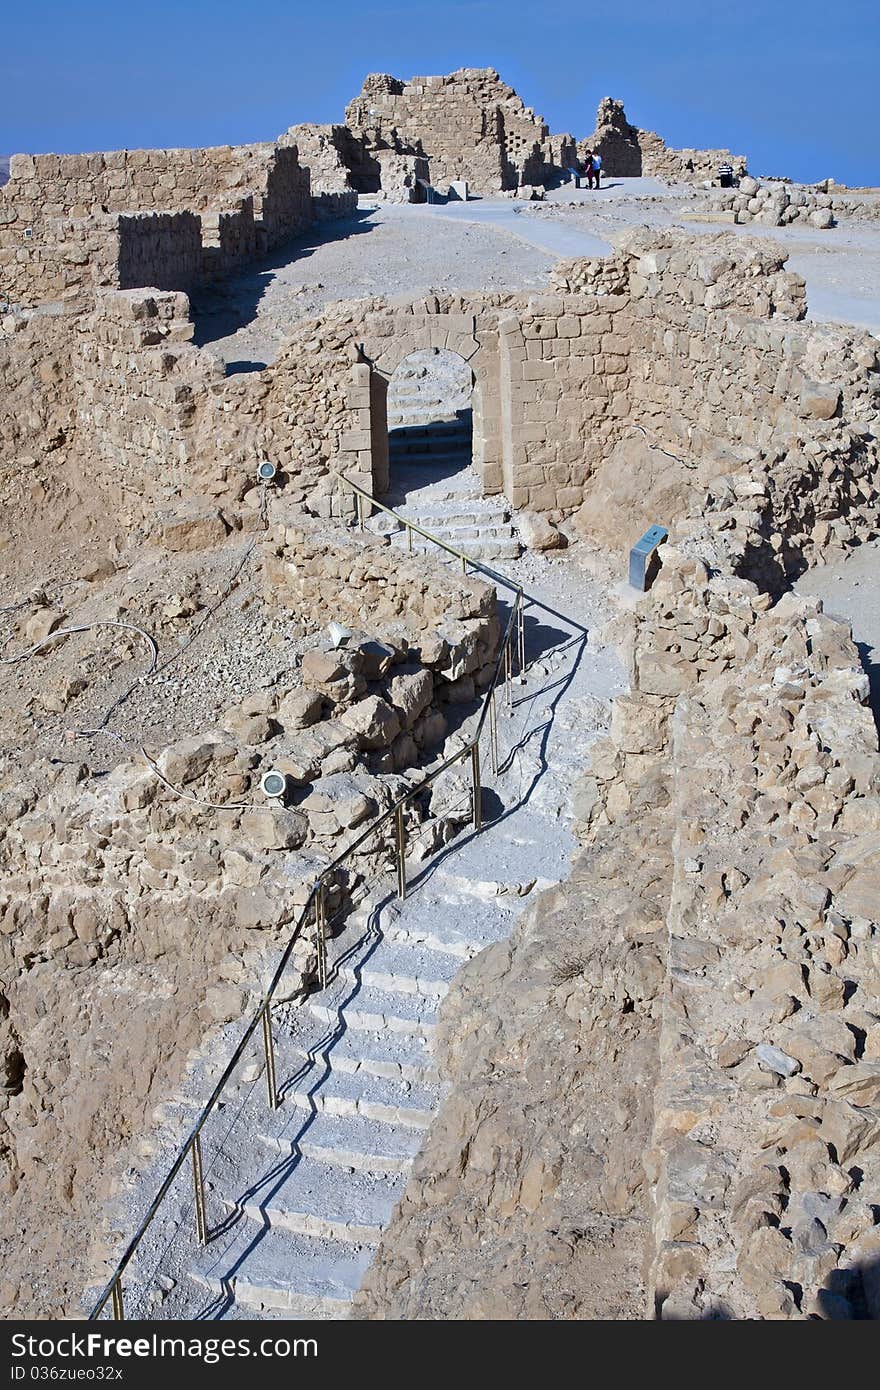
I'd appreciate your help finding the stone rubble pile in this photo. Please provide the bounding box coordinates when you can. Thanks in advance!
[704,176,880,229]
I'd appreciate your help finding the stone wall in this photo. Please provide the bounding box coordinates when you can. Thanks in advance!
[0,143,316,309]
[574,533,880,1319]
[555,229,880,581]
[344,69,572,193]
[0,309,76,465]
[0,209,204,307]
[638,127,747,183]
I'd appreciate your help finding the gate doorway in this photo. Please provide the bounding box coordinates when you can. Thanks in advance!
[381,348,474,501]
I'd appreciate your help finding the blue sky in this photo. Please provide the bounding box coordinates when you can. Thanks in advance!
[1,0,877,185]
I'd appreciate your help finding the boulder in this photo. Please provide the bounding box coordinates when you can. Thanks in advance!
[240,808,308,851]
[388,667,434,728]
[340,695,401,750]
[277,687,324,730]
[799,380,840,420]
[24,607,65,645]
[516,511,565,551]
[161,508,228,553]
[158,736,225,786]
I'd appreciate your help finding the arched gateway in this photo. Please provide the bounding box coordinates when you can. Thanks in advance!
[329,290,618,522]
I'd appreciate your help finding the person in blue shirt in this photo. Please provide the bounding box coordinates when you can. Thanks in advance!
[592,151,603,187]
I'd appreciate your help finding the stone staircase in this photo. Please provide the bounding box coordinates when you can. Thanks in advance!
[101,583,625,1321]
[383,373,522,564]
[376,462,524,564]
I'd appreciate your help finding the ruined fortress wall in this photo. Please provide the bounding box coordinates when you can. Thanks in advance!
[344,69,558,192]
[0,145,313,308]
[279,125,356,193]
[556,231,880,580]
[578,98,746,182]
[0,210,204,306]
[1,144,310,223]
[638,128,747,183]
[0,311,76,464]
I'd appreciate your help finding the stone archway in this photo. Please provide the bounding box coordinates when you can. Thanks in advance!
[338,302,506,504]
[381,348,474,497]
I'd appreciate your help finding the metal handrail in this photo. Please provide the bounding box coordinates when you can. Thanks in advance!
[89,472,526,1320]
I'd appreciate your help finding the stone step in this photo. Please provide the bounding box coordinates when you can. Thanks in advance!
[400,506,512,528]
[381,909,510,959]
[283,1060,439,1130]
[187,1223,373,1318]
[283,1025,438,1085]
[390,446,473,466]
[226,1157,406,1245]
[330,933,463,996]
[307,984,438,1037]
[404,523,514,543]
[258,1109,424,1175]
[388,419,471,438]
[391,534,522,562]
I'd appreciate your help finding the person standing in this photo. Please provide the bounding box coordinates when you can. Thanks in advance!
[592,150,603,186]
[583,149,596,189]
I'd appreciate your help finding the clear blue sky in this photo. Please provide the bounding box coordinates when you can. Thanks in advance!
[1,0,877,185]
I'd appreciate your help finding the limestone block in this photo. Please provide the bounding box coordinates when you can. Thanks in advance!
[240,808,308,851]
[340,694,401,749]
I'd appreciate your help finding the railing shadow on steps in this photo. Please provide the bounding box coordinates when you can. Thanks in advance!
[89,472,527,1320]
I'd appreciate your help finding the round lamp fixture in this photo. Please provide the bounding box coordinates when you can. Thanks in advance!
[257,460,278,484]
[260,769,288,800]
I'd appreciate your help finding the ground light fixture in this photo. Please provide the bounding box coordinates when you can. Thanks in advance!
[260,769,289,801]
[256,460,278,483]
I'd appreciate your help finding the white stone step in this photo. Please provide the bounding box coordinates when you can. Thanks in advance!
[381,909,510,959]
[226,1158,406,1245]
[307,983,438,1036]
[329,934,462,999]
[283,1060,440,1129]
[284,1026,437,1084]
[187,1223,373,1318]
[390,449,473,468]
[259,1109,424,1175]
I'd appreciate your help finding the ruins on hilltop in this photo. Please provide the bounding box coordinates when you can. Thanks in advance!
[1,64,880,1326]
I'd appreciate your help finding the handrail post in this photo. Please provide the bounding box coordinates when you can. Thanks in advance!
[503,637,511,712]
[356,491,364,530]
[471,742,482,831]
[395,802,407,901]
[518,595,526,673]
[407,524,413,553]
[191,1132,208,1246]
[316,881,327,989]
[262,1004,278,1110]
[461,553,467,575]
[111,1280,124,1321]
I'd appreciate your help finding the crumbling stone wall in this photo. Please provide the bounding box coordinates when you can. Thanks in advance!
[576,539,880,1319]
[345,69,572,193]
[0,309,75,463]
[0,209,204,306]
[0,144,317,309]
[578,98,746,183]
[557,229,880,580]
